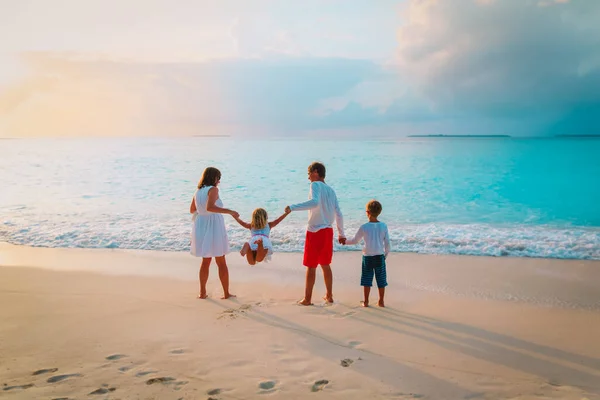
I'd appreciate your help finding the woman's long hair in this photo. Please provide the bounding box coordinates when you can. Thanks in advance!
[197,167,221,189]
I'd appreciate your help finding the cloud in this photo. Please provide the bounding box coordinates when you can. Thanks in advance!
[1,0,599,137]
[0,53,380,137]
[388,0,600,135]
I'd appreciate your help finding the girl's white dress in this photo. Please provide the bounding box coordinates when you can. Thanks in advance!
[190,186,230,257]
[249,225,273,262]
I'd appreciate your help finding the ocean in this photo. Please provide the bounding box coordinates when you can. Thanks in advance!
[1,137,599,260]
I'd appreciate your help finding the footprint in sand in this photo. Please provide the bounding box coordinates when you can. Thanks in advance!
[118,366,132,372]
[340,359,354,367]
[348,341,361,348]
[146,377,176,385]
[207,388,222,395]
[89,387,116,395]
[219,304,253,319]
[3,383,34,391]
[311,380,329,392]
[392,393,425,399]
[135,370,158,377]
[47,374,82,383]
[258,380,277,392]
[105,354,127,361]
[32,368,58,376]
[169,349,187,354]
[333,310,356,319]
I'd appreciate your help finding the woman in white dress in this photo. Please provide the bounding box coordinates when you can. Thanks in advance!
[190,167,239,299]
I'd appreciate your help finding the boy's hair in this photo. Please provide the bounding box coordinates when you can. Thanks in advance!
[251,208,268,230]
[308,162,326,179]
[366,200,382,218]
[198,167,221,189]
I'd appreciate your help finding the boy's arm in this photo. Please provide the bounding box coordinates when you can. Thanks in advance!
[345,226,364,246]
[268,211,290,229]
[233,216,251,229]
[287,182,320,212]
[334,194,345,240]
[384,225,391,259]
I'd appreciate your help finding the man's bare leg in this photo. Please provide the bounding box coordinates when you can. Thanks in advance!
[361,286,371,307]
[321,264,334,303]
[198,257,211,299]
[298,267,316,305]
[215,256,235,299]
[377,287,385,307]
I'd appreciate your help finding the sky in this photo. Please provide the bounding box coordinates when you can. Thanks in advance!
[0,0,599,137]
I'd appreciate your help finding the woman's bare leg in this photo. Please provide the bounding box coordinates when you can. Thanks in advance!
[215,256,235,299]
[198,257,212,299]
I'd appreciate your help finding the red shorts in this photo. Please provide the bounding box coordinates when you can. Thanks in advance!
[303,228,334,268]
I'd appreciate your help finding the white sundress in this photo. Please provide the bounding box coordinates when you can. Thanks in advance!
[249,225,273,262]
[190,186,230,258]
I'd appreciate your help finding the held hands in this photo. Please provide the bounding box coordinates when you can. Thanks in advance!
[230,210,240,219]
[284,206,291,214]
[338,237,346,245]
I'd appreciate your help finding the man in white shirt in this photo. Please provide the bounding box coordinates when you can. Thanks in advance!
[285,162,345,305]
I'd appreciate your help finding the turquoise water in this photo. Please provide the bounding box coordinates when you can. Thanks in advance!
[1,137,599,259]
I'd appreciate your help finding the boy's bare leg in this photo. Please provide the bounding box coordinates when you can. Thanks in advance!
[321,264,334,303]
[240,242,250,256]
[198,258,211,299]
[361,286,370,307]
[215,256,235,299]
[298,268,316,305]
[377,287,385,307]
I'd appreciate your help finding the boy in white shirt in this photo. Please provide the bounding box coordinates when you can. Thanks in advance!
[345,200,390,307]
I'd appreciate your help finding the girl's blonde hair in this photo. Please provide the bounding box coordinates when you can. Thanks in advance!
[251,208,268,230]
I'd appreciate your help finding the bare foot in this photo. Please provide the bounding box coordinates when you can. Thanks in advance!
[297,299,313,306]
[240,242,250,256]
[197,293,208,299]
[322,295,334,304]
[377,300,385,307]
[221,293,236,300]
[360,300,369,307]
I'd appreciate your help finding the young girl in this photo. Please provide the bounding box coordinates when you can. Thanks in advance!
[233,208,290,265]
[190,167,239,299]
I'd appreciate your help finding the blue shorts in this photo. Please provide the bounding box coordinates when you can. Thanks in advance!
[361,255,387,288]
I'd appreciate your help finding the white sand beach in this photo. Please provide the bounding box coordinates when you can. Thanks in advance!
[1,242,599,399]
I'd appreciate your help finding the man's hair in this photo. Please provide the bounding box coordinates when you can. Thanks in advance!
[308,162,326,179]
[366,200,382,217]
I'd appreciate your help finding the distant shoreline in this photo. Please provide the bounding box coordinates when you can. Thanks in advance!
[192,134,231,137]
[408,134,511,138]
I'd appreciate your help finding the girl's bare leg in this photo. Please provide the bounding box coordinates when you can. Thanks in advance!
[198,258,212,299]
[255,239,268,263]
[240,242,250,256]
[246,249,256,265]
[215,256,235,299]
